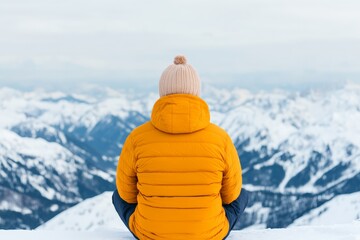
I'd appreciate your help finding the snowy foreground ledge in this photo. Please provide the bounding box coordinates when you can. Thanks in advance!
[1,222,360,240]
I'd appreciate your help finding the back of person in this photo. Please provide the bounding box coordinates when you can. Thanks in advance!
[113,55,247,240]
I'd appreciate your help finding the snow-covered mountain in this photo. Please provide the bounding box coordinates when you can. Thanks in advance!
[291,191,360,226]
[37,192,126,231]
[203,83,360,228]
[1,83,360,229]
[0,128,114,229]
[0,87,152,229]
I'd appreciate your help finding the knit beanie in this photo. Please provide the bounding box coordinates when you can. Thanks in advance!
[159,55,201,97]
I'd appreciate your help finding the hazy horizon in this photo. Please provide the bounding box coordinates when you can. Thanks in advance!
[1,78,358,96]
[1,0,360,91]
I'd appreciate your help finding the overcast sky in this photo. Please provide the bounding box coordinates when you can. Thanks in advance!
[1,0,360,91]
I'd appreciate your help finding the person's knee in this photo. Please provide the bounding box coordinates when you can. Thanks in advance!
[112,189,119,206]
[240,189,249,212]
[232,188,249,215]
[241,189,249,205]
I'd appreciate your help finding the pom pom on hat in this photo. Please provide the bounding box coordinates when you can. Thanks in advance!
[174,55,187,65]
[159,55,201,97]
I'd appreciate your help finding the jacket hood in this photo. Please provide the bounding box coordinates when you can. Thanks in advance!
[151,94,210,134]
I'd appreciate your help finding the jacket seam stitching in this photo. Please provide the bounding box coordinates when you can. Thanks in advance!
[135,141,223,148]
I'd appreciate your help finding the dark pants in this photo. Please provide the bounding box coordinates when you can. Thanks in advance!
[222,188,249,239]
[112,190,139,239]
[112,189,248,240]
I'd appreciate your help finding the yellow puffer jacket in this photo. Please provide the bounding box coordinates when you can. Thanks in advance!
[116,93,242,240]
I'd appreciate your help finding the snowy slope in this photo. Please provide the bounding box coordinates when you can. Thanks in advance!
[37,192,127,231]
[205,83,360,193]
[0,128,85,203]
[2,222,360,240]
[0,88,152,229]
[39,191,360,232]
[202,83,360,228]
[0,128,114,229]
[292,192,360,226]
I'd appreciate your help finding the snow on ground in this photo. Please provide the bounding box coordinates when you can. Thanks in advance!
[292,192,360,226]
[1,222,360,240]
[39,190,360,233]
[38,192,127,231]
[35,192,360,239]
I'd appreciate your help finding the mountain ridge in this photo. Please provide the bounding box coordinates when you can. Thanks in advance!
[0,83,359,229]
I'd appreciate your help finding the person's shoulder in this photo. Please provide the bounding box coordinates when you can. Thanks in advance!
[205,123,232,143]
[128,121,154,139]
[207,123,228,135]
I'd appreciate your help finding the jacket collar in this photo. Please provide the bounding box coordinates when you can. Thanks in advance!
[151,94,210,134]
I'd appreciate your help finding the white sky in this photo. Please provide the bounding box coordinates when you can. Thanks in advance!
[0,0,360,91]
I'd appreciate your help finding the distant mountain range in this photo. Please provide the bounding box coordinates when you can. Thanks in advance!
[0,83,359,229]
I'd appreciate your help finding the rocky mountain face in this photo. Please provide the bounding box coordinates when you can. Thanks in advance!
[208,84,360,229]
[0,84,359,229]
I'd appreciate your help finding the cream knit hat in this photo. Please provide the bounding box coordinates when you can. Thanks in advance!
[159,55,201,97]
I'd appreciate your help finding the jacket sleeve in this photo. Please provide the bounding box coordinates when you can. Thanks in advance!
[116,133,138,204]
[221,134,242,204]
